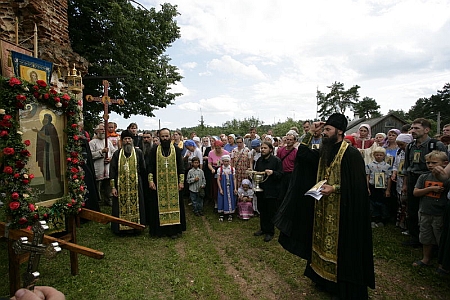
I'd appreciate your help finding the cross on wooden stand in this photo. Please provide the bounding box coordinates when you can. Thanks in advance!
[12,221,61,290]
[85,80,124,158]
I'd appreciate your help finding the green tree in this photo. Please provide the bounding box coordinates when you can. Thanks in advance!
[352,97,381,118]
[317,82,360,120]
[221,117,264,137]
[68,0,182,130]
[408,83,450,126]
[272,118,302,137]
[388,109,409,121]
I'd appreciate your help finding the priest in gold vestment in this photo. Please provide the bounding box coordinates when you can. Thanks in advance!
[275,114,375,299]
[147,128,186,239]
[109,130,147,234]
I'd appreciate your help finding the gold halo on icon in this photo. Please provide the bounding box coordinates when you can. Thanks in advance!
[39,109,56,125]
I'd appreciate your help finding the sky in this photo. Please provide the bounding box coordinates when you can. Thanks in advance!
[110,0,450,132]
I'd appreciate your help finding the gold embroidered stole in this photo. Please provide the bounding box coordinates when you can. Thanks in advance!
[311,141,348,282]
[156,143,181,226]
[117,148,140,230]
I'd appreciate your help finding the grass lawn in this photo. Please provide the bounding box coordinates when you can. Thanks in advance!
[1,203,449,299]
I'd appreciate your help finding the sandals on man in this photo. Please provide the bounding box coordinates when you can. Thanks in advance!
[412,260,432,267]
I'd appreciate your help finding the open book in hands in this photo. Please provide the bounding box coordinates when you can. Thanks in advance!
[304,180,327,200]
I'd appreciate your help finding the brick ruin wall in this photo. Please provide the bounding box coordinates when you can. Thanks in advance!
[0,0,88,75]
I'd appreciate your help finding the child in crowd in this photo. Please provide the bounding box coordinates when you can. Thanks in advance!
[366,147,392,228]
[391,133,413,231]
[217,155,237,222]
[374,132,386,147]
[412,151,450,267]
[237,179,254,220]
[186,157,206,216]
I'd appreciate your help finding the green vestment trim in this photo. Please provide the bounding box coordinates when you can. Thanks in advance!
[156,143,181,226]
[117,148,140,231]
[311,141,348,283]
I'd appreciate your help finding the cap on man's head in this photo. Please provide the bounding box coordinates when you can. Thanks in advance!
[251,139,261,148]
[120,130,133,140]
[228,134,236,140]
[193,136,200,142]
[325,113,348,132]
[185,140,196,147]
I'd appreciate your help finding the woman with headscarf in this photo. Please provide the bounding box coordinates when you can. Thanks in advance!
[355,123,375,164]
[208,140,229,211]
[383,129,401,167]
[231,136,252,190]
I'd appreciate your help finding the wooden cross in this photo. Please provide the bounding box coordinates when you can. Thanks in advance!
[85,80,125,156]
[12,221,61,290]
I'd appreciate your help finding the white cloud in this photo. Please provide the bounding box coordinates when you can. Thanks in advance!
[207,55,267,81]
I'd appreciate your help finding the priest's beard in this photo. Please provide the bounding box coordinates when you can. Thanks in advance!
[142,142,152,156]
[123,143,133,155]
[261,152,272,159]
[97,133,105,140]
[160,139,171,149]
[320,133,338,165]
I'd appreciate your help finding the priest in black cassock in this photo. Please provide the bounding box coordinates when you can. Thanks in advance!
[274,113,375,300]
[109,130,147,234]
[147,128,186,239]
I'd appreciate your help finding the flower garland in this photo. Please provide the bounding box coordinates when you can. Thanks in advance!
[0,77,86,229]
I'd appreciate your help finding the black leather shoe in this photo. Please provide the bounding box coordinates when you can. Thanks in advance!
[264,234,274,242]
[253,230,264,236]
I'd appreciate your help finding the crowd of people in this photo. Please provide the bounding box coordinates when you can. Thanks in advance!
[9,116,450,300]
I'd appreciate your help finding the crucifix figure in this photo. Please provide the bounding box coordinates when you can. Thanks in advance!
[85,80,124,158]
[12,221,61,290]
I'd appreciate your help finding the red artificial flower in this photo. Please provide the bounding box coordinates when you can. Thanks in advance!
[20,149,31,157]
[81,202,86,207]
[78,208,82,212]
[16,161,25,169]
[43,213,48,219]
[67,203,72,207]
[36,80,47,87]
[50,89,57,95]
[3,147,14,155]
[71,199,76,204]
[9,201,20,210]
[15,95,26,101]
[81,175,85,180]
[43,93,50,100]
[24,140,31,146]
[3,166,13,174]
[72,158,79,164]
[13,173,20,178]
[73,135,79,141]
[71,151,78,157]
[54,97,60,103]
[68,111,75,116]
[29,174,35,179]
[26,226,32,231]
[3,114,12,120]
[0,119,12,128]
[62,94,71,101]
[11,192,20,200]
[18,217,28,225]
[34,214,39,220]
[9,77,21,86]
[80,185,85,191]
[71,123,78,129]
[22,179,29,184]
[67,157,72,162]
[33,85,39,90]
[78,100,82,106]
[28,203,35,212]
[71,167,78,173]
[0,130,8,137]
[72,175,78,180]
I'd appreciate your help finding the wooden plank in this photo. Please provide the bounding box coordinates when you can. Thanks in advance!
[0,223,104,259]
[78,208,146,230]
